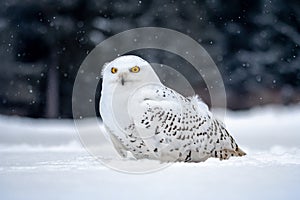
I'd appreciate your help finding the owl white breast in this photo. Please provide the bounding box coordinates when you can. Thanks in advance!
[100,55,245,162]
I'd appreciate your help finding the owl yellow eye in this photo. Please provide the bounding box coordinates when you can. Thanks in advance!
[130,66,140,73]
[111,67,118,74]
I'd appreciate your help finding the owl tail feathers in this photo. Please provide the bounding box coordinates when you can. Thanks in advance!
[235,147,246,157]
[214,147,246,160]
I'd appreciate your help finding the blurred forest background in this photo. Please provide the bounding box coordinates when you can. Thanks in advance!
[0,0,299,118]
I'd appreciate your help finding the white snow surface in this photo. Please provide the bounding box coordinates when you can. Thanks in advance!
[0,105,300,200]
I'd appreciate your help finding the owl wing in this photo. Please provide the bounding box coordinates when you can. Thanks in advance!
[127,83,212,161]
[128,83,245,162]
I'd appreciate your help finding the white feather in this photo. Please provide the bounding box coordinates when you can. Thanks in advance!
[100,55,245,162]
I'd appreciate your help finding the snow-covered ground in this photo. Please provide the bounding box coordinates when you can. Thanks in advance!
[1,105,300,200]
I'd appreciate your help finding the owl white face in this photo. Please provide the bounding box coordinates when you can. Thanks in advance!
[102,55,160,87]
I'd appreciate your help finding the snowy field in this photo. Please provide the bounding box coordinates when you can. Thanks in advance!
[1,105,300,200]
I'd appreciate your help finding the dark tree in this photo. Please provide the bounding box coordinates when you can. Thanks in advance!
[0,0,299,118]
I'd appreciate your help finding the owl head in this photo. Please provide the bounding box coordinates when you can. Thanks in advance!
[102,55,160,87]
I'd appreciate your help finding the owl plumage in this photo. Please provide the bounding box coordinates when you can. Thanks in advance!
[100,55,245,162]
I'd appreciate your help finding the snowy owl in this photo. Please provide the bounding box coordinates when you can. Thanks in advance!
[100,55,246,162]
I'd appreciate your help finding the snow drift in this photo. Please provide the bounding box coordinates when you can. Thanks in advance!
[0,105,300,200]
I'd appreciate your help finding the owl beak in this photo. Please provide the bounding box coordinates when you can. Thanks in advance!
[121,77,125,85]
[119,73,126,86]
